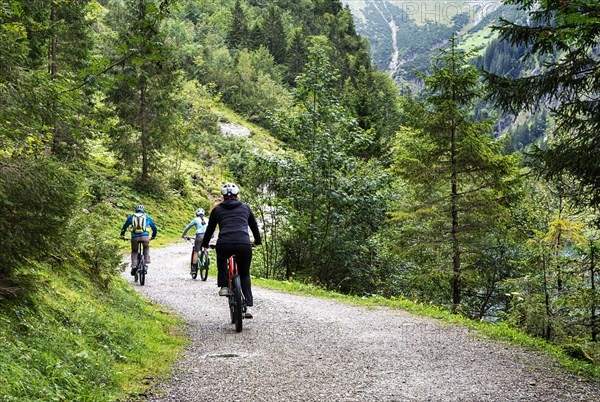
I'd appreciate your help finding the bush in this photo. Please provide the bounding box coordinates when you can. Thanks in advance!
[0,157,81,275]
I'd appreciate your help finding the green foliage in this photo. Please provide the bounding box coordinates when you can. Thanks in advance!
[499,177,600,344]
[226,0,249,51]
[0,0,95,160]
[0,158,81,276]
[259,44,390,292]
[104,0,181,184]
[487,0,600,209]
[0,266,185,401]
[390,37,522,314]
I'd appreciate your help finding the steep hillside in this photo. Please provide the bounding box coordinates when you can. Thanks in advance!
[343,0,516,85]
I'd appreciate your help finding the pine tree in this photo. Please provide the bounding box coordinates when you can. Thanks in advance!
[260,5,287,64]
[105,0,179,185]
[393,37,520,312]
[0,0,93,158]
[226,0,249,51]
[486,0,600,208]
[285,28,308,85]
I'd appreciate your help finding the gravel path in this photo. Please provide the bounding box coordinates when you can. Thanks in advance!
[125,242,600,401]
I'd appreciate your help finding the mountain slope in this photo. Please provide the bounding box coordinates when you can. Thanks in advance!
[343,0,513,85]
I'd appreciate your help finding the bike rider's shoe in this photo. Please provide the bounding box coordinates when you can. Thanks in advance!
[244,308,253,319]
[218,287,229,296]
[130,266,137,276]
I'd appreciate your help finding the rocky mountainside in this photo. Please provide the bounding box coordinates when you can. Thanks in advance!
[343,1,516,87]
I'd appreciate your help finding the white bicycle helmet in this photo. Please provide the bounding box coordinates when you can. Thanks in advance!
[195,208,205,217]
[221,182,240,197]
[135,204,145,213]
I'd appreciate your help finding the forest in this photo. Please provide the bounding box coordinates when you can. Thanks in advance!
[1,0,599,397]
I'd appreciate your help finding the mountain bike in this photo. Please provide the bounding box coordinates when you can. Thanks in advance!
[186,236,209,281]
[226,254,246,332]
[123,237,147,286]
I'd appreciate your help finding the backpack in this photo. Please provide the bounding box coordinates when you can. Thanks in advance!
[132,213,147,234]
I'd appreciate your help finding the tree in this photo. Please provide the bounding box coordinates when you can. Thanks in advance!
[260,5,287,64]
[0,158,81,277]
[267,42,389,292]
[0,0,93,159]
[392,37,520,312]
[226,0,249,51]
[285,27,308,85]
[486,0,600,209]
[104,0,179,185]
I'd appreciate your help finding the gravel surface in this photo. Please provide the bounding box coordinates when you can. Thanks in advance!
[124,242,600,401]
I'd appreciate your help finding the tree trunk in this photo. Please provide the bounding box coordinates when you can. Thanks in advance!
[50,1,59,154]
[49,2,57,77]
[450,101,460,310]
[542,254,553,340]
[140,77,149,182]
[449,38,461,313]
[591,242,598,342]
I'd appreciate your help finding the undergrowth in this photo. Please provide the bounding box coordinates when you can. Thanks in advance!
[0,263,186,401]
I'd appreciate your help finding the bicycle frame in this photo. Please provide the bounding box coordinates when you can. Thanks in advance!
[227,255,237,287]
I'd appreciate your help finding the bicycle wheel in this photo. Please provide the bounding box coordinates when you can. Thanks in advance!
[233,275,243,332]
[190,249,198,279]
[228,288,235,324]
[199,251,209,281]
[138,254,146,286]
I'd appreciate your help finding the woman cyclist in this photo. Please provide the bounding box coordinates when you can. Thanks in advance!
[201,183,261,318]
[181,208,208,271]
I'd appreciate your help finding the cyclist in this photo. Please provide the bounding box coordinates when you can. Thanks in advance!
[181,208,208,271]
[201,183,261,318]
[120,204,157,276]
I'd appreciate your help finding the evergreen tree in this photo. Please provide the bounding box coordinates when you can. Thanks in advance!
[226,0,249,51]
[486,0,600,209]
[104,0,179,185]
[260,5,287,64]
[0,0,93,159]
[392,37,520,312]
[285,28,308,85]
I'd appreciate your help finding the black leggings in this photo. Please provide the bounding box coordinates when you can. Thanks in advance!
[216,243,253,306]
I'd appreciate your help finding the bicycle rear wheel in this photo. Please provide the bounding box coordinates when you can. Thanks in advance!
[233,275,243,332]
[199,251,209,281]
[190,249,198,279]
[228,290,235,324]
[138,255,146,286]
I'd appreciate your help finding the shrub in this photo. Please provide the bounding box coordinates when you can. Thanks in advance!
[0,157,81,276]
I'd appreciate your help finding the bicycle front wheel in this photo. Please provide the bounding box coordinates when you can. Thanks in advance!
[138,255,146,286]
[233,275,243,332]
[199,251,209,281]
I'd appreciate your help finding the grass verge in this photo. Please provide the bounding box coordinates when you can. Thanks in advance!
[0,264,187,401]
[253,277,600,382]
